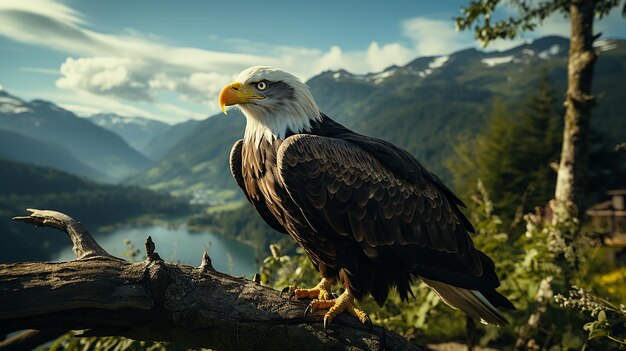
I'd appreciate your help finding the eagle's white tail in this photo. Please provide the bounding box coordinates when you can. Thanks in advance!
[420,277,509,326]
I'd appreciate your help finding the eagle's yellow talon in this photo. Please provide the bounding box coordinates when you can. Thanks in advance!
[285,278,334,301]
[305,290,370,332]
[309,299,336,313]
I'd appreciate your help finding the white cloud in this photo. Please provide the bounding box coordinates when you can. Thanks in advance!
[402,17,475,56]
[56,57,152,101]
[177,72,233,104]
[314,46,346,72]
[148,71,233,104]
[312,42,415,74]
[0,0,84,28]
[400,16,523,55]
[365,42,414,72]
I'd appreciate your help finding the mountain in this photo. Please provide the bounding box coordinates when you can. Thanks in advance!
[0,129,100,180]
[0,158,190,263]
[142,118,203,160]
[129,36,626,199]
[0,90,152,182]
[127,113,243,199]
[87,113,169,156]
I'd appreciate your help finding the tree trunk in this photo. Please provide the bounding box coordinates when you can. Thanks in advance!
[554,0,597,220]
[518,4,598,346]
[0,209,423,351]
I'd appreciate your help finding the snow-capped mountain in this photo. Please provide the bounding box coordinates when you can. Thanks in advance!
[319,36,575,87]
[0,90,151,182]
[0,90,32,114]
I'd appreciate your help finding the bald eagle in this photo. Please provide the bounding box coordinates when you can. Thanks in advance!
[219,67,514,329]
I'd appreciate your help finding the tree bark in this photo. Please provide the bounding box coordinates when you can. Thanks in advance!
[554,0,597,219]
[0,209,423,351]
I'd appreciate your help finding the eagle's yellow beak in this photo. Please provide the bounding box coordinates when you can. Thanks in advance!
[218,82,265,115]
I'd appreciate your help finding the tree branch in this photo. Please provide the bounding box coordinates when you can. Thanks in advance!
[12,209,119,261]
[1,210,423,351]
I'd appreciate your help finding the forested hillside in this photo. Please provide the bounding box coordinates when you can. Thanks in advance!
[0,159,190,262]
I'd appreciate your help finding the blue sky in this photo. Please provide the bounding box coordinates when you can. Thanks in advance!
[0,0,624,123]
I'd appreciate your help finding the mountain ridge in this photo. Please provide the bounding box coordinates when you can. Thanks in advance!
[87,113,170,156]
[0,129,101,180]
[0,91,153,182]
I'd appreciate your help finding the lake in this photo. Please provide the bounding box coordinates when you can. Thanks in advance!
[52,225,259,276]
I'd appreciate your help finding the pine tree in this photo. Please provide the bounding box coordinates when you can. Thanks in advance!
[510,74,562,215]
[448,75,562,225]
[447,97,509,210]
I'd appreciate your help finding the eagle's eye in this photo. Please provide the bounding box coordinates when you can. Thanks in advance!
[256,81,268,91]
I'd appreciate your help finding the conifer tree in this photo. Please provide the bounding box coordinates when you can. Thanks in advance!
[448,76,562,225]
[511,74,562,214]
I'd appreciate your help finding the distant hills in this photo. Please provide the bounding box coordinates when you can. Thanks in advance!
[0,129,100,179]
[128,36,626,200]
[0,158,190,262]
[141,118,203,160]
[126,113,243,198]
[87,113,169,156]
[0,90,151,182]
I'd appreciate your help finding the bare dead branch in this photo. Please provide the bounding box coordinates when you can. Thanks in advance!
[1,210,424,351]
[12,209,118,261]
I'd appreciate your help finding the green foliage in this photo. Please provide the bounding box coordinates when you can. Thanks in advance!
[464,97,520,218]
[466,181,584,348]
[555,287,626,349]
[455,0,624,46]
[448,75,562,226]
[442,182,624,349]
[259,244,319,288]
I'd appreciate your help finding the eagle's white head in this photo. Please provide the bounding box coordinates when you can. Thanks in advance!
[219,66,321,146]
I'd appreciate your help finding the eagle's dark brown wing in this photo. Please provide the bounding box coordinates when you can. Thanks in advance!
[277,134,500,291]
[230,139,287,234]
